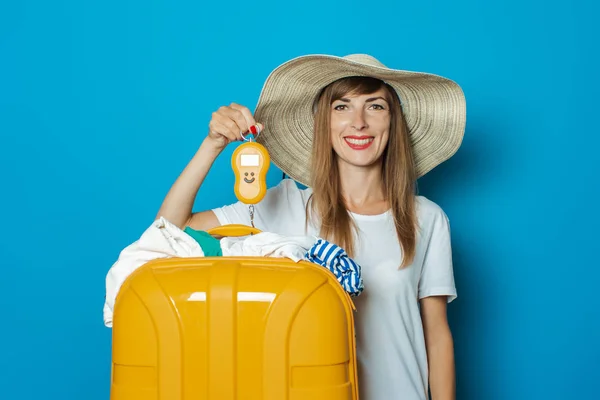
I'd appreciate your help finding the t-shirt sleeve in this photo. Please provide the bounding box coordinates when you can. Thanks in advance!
[211,179,311,235]
[418,207,457,303]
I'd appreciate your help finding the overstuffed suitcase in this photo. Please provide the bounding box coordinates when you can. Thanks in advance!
[109,224,359,400]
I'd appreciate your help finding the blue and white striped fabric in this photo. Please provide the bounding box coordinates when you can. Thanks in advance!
[304,238,364,297]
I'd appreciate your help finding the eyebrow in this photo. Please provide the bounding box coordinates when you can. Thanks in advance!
[366,96,388,103]
[337,96,389,103]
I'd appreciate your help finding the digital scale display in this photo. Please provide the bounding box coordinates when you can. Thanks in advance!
[241,154,260,167]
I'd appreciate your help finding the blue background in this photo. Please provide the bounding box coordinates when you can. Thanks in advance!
[1,0,598,399]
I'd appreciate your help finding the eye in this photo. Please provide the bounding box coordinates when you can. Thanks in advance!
[370,104,385,110]
[333,104,347,111]
[251,172,255,176]
[244,172,248,176]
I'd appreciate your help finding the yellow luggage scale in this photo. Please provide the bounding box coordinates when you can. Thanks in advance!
[231,123,270,227]
[109,124,359,400]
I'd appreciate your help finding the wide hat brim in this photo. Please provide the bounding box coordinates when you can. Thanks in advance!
[253,54,467,187]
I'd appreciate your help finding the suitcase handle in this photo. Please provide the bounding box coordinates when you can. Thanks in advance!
[206,224,262,238]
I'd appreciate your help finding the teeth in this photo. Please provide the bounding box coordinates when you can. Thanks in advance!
[345,138,373,145]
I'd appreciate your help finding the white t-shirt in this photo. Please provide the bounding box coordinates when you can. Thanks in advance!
[212,179,457,400]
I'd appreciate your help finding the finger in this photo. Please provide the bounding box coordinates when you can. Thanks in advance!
[210,111,239,139]
[229,103,256,131]
[248,122,264,135]
[218,105,250,134]
[210,120,240,142]
[213,111,245,139]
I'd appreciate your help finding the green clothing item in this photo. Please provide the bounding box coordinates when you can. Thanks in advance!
[184,227,222,256]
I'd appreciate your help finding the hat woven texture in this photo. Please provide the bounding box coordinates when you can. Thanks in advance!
[254,54,467,186]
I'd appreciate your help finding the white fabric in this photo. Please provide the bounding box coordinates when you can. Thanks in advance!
[103,217,319,328]
[221,232,316,262]
[103,217,205,328]
[212,179,457,400]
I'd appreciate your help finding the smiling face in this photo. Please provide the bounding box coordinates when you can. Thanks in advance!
[243,170,255,183]
[310,76,410,195]
[329,88,391,168]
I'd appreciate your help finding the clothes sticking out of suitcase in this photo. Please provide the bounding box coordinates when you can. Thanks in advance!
[106,128,363,399]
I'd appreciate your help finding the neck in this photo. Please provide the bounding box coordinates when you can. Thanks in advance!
[337,159,387,213]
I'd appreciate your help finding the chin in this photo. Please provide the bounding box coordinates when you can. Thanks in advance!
[341,155,382,168]
[356,160,381,168]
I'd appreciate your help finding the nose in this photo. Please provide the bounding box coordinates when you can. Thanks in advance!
[351,110,368,131]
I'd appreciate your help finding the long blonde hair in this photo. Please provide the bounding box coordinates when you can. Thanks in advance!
[306,76,417,268]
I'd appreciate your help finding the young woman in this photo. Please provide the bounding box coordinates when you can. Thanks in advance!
[156,54,466,400]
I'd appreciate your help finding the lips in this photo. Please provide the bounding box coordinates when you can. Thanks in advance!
[344,136,374,150]
[244,177,255,183]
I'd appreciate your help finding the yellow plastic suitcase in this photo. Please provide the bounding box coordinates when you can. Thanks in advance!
[110,224,359,400]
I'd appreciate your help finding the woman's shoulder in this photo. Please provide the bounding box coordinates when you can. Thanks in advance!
[414,195,450,224]
[252,178,313,234]
[261,178,313,209]
[270,178,313,200]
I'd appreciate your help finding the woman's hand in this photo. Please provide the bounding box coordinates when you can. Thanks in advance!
[205,103,261,151]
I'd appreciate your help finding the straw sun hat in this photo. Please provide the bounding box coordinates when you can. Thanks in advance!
[253,54,466,187]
